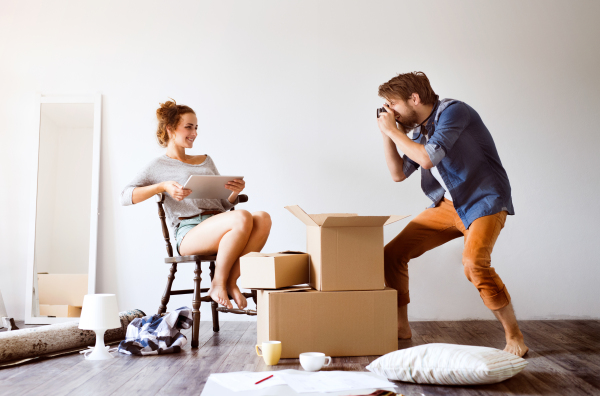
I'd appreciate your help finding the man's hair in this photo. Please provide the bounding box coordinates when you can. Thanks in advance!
[378,71,438,105]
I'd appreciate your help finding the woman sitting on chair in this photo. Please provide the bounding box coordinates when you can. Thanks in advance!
[121,100,271,310]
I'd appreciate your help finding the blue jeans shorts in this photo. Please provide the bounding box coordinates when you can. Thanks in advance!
[175,214,216,255]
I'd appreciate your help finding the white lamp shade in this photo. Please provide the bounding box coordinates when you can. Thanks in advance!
[78,294,121,330]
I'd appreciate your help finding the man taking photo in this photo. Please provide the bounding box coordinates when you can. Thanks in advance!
[377,71,528,357]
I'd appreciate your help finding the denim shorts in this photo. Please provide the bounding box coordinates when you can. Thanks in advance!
[175,214,215,255]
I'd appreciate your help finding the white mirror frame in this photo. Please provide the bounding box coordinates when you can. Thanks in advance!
[24,93,102,324]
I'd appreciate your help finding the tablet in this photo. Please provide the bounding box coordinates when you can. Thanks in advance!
[183,175,244,200]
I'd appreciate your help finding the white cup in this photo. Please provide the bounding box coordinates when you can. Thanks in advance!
[299,352,332,372]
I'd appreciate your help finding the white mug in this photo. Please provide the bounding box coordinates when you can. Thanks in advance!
[299,352,332,372]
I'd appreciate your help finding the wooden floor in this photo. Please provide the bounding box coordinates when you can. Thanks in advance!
[1,320,599,395]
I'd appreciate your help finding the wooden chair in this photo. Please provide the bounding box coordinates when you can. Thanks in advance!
[155,193,257,348]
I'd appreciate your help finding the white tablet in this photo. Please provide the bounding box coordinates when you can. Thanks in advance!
[183,175,244,200]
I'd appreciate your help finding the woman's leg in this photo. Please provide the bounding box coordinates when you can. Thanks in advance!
[178,210,254,309]
[226,211,272,309]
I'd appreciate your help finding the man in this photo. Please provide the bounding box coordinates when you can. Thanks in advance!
[377,71,528,357]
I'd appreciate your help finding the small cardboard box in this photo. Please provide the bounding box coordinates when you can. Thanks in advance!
[285,205,409,291]
[239,251,309,289]
[257,287,398,358]
[37,274,88,306]
[39,304,82,318]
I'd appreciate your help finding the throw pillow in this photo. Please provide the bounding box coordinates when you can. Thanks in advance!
[366,343,527,385]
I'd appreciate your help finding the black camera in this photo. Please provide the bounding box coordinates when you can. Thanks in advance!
[376,107,387,118]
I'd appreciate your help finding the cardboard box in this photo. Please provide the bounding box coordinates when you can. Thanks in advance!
[257,287,398,358]
[285,205,409,291]
[39,304,82,318]
[239,251,309,289]
[37,274,88,306]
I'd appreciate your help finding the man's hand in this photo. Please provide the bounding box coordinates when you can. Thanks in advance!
[377,103,400,136]
[377,104,409,137]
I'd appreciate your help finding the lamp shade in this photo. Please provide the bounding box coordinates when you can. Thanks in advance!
[78,294,121,330]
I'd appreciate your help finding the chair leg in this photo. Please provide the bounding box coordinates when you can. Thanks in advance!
[192,261,202,348]
[211,301,220,332]
[252,289,258,306]
[209,261,220,332]
[158,263,177,315]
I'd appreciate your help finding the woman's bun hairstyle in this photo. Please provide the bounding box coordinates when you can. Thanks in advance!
[156,99,195,147]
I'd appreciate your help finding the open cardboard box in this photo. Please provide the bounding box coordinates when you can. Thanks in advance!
[257,286,398,358]
[239,251,309,289]
[285,205,409,291]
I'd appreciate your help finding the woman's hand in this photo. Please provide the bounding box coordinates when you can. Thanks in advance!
[225,179,245,203]
[162,181,192,201]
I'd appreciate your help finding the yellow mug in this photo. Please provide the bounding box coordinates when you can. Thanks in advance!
[255,341,282,365]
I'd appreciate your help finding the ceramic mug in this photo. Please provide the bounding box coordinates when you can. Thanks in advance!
[299,352,332,371]
[255,341,282,365]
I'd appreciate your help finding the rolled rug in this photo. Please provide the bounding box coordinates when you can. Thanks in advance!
[0,309,145,366]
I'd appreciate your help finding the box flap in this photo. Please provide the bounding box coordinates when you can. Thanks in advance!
[384,215,411,226]
[242,251,308,258]
[242,252,270,258]
[285,205,319,227]
[264,286,312,294]
[308,213,358,226]
[321,216,390,228]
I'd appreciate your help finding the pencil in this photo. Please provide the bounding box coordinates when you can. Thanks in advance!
[255,374,274,385]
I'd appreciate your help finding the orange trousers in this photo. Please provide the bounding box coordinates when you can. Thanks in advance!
[384,198,511,311]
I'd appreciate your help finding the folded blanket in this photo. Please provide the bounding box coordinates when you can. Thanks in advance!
[118,306,193,355]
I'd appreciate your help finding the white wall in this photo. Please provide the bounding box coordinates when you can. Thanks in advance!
[1,0,599,321]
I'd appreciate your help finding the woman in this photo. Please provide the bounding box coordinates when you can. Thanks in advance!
[121,100,271,310]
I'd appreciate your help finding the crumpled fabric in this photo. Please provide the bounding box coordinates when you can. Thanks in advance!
[118,306,193,355]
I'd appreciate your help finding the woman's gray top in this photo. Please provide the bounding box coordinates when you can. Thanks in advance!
[121,154,239,233]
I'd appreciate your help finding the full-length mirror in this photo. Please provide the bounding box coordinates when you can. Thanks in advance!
[25,94,102,324]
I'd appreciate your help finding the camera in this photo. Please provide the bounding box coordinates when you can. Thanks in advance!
[376,107,387,118]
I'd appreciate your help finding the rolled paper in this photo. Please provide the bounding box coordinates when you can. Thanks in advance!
[0,309,145,363]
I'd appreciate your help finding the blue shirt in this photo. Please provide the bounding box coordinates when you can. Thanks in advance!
[401,99,514,229]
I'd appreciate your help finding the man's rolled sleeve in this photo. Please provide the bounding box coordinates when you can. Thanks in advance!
[402,155,420,178]
[425,143,446,167]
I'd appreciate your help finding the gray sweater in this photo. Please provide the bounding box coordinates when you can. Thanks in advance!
[121,154,238,233]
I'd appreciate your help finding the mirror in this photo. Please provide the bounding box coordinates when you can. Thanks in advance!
[25,94,102,324]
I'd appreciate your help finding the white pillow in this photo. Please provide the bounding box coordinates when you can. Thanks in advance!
[366,343,527,385]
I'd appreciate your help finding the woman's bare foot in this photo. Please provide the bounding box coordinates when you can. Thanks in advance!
[208,284,232,309]
[227,283,247,309]
[504,336,529,357]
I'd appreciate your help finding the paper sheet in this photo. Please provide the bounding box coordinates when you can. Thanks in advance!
[278,371,396,393]
[209,371,286,392]
[208,370,396,394]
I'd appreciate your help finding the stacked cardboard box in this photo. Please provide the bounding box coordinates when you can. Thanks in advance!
[241,205,409,358]
[38,274,88,317]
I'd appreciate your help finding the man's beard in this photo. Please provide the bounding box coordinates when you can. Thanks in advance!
[396,108,420,130]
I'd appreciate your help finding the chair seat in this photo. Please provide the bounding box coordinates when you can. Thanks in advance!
[165,255,217,263]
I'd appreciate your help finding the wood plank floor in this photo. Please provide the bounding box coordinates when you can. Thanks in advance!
[1,320,599,395]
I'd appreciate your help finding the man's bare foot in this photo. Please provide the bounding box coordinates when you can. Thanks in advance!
[397,304,412,339]
[398,327,412,339]
[492,302,528,357]
[504,336,529,357]
[227,284,247,309]
[208,284,232,309]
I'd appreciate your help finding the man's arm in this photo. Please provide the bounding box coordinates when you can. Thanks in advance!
[381,132,407,182]
[377,104,434,170]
